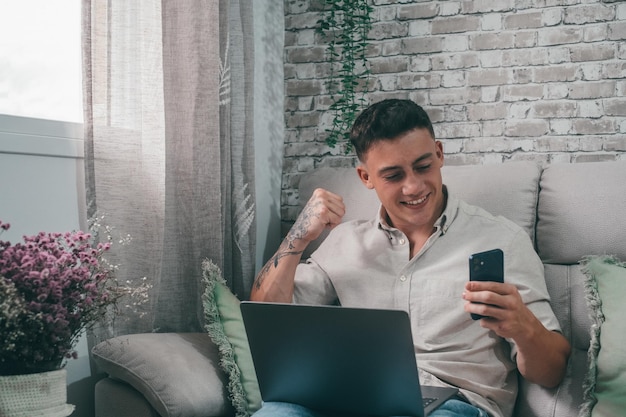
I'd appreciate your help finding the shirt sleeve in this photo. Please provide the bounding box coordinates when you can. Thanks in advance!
[293,257,338,305]
[504,228,562,360]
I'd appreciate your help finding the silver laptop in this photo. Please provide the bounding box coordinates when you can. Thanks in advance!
[240,302,459,417]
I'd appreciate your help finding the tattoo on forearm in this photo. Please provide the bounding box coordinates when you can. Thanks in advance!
[253,202,322,290]
[254,248,304,289]
[286,202,318,248]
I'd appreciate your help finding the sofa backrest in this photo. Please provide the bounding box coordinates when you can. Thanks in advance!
[298,161,542,259]
[298,160,626,263]
[537,161,626,264]
[442,162,541,241]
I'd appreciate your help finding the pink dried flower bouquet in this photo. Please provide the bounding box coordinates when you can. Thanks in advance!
[0,218,148,376]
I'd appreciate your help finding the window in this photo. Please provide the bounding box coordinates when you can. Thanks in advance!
[0,1,82,123]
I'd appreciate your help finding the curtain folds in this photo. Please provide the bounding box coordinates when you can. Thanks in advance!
[82,0,256,340]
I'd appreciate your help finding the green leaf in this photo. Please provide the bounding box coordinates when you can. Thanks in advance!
[320,0,372,152]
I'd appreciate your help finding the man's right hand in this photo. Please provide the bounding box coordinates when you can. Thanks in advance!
[250,188,345,302]
[293,188,346,244]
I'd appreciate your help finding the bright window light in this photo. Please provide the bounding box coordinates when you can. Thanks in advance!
[0,1,83,123]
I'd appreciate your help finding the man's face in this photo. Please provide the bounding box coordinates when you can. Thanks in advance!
[356,128,445,237]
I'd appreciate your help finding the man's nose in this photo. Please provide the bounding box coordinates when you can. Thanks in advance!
[402,173,421,195]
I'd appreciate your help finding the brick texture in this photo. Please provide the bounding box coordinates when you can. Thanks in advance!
[282,0,626,227]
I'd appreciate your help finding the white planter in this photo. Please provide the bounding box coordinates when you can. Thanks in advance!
[0,368,75,417]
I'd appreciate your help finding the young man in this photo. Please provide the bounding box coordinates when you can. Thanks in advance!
[251,99,570,417]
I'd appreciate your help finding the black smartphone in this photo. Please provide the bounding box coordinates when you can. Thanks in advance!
[468,248,504,320]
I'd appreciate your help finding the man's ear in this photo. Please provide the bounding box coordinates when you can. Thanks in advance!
[435,140,444,167]
[356,165,375,189]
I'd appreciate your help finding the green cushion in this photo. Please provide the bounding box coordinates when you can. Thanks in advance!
[580,255,626,417]
[201,260,261,417]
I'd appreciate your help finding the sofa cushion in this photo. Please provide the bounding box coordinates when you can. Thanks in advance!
[537,161,626,264]
[580,255,626,417]
[91,332,231,417]
[514,264,589,417]
[442,161,541,241]
[201,259,261,417]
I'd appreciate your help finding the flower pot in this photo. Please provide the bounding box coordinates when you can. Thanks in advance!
[0,368,75,417]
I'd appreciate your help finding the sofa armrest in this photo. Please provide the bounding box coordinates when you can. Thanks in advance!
[92,333,233,417]
[95,377,161,417]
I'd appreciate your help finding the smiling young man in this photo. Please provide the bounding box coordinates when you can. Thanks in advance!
[251,99,570,417]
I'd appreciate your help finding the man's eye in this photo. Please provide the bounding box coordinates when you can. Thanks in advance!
[384,174,402,182]
[416,164,431,172]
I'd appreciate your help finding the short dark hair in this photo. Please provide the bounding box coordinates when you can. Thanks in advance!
[349,99,435,161]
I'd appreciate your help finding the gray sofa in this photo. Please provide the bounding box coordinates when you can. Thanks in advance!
[92,160,626,417]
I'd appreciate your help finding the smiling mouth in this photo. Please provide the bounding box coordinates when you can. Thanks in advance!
[403,194,429,206]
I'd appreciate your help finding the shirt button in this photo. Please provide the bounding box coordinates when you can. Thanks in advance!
[399,238,406,245]
[400,275,407,282]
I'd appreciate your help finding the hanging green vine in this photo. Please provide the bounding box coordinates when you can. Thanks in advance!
[316,0,373,153]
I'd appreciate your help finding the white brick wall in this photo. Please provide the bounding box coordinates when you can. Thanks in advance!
[282,0,626,226]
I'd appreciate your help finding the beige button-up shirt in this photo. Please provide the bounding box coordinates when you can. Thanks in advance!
[293,195,561,417]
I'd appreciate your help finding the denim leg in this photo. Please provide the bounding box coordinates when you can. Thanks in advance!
[252,402,332,417]
[253,400,488,417]
[427,399,489,417]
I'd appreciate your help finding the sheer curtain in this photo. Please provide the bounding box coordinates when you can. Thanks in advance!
[81,0,256,340]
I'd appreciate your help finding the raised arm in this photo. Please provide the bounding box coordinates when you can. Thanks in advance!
[250,188,345,303]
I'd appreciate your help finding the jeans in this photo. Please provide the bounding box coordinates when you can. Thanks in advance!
[252,399,489,417]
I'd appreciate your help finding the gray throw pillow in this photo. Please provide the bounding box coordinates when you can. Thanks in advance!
[92,332,231,417]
